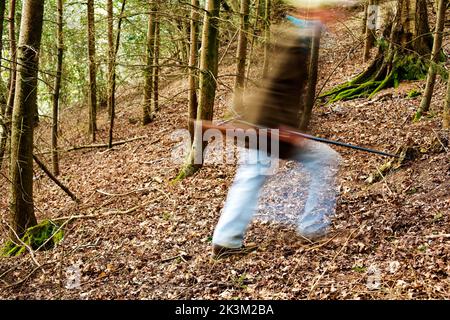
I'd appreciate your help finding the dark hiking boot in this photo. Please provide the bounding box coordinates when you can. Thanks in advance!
[211,243,258,260]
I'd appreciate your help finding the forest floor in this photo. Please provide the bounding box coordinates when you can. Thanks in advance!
[0,12,449,299]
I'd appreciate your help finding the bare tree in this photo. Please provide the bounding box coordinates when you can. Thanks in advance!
[363,0,377,62]
[233,0,250,111]
[415,0,446,121]
[178,0,220,179]
[108,0,126,148]
[0,0,17,169]
[245,0,261,87]
[9,0,45,237]
[87,0,98,141]
[188,0,200,142]
[0,0,6,114]
[153,0,160,113]
[300,24,322,131]
[142,0,156,125]
[444,76,450,129]
[52,0,64,176]
[262,0,271,77]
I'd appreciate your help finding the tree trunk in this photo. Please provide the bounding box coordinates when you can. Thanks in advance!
[178,0,220,179]
[232,0,249,112]
[245,0,261,87]
[361,1,368,34]
[6,0,17,119]
[300,24,322,131]
[321,0,432,103]
[0,0,17,169]
[188,0,199,143]
[52,0,64,176]
[0,0,6,115]
[262,0,271,77]
[153,1,160,113]
[415,0,446,121]
[107,0,114,118]
[363,0,377,62]
[444,76,450,129]
[87,0,97,142]
[9,0,45,238]
[142,0,156,125]
[108,0,126,148]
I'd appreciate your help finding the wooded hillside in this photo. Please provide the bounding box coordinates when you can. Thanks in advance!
[0,0,449,300]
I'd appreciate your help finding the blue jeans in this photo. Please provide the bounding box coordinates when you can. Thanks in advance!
[212,141,341,248]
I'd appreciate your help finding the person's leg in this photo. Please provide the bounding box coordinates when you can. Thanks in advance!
[212,149,271,248]
[294,141,341,240]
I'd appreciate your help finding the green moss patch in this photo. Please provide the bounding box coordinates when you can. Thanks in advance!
[2,220,64,257]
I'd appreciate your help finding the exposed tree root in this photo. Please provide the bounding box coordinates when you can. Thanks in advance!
[320,52,428,103]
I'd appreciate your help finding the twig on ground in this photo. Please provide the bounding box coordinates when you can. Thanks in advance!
[35,136,148,155]
[3,263,52,289]
[425,234,450,239]
[4,222,42,269]
[53,195,165,221]
[96,188,148,197]
[376,166,394,196]
[431,129,448,153]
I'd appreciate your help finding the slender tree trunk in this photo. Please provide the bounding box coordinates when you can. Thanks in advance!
[107,0,114,118]
[245,0,261,87]
[415,0,446,120]
[108,0,126,148]
[233,0,250,111]
[196,0,220,122]
[363,0,377,62]
[6,0,17,118]
[142,0,156,125]
[52,0,64,176]
[153,1,160,113]
[444,76,450,129]
[188,0,199,142]
[87,0,97,142]
[300,25,322,131]
[178,0,220,178]
[361,1,368,34]
[0,0,17,169]
[262,0,271,77]
[181,18,190,68]
[9,0,45,238]
[0,0,6,165]
[0,0,6,114]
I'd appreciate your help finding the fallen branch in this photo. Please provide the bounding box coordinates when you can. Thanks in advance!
[4,263,53,289]
[96,188,148,197]
[425,234,450,239]
[36,136,148,155]
[53,195,164,221]
[66,135,148,152]
[33,155,79,203]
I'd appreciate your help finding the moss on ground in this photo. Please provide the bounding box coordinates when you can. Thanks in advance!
[2,219,64,257]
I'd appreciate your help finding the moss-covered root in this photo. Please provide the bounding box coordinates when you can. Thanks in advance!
[173,163,200,182]
[2,220,64,257]
[322,54,428,103]
[328,81,383,103]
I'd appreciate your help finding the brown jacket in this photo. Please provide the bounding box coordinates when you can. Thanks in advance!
[244,29,311,159]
